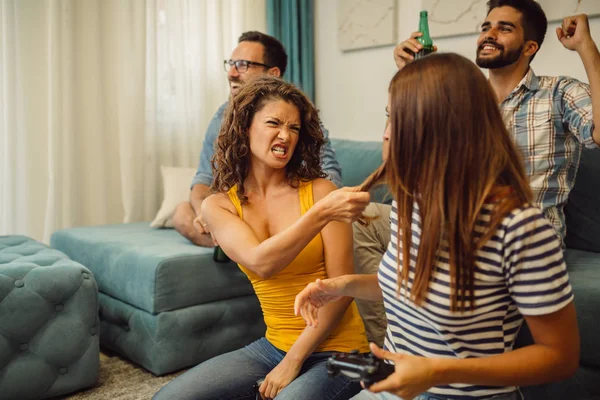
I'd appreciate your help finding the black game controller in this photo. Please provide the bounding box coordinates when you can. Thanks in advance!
[253,378,264,400]
[327,350,395,387]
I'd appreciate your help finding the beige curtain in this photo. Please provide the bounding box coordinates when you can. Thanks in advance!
[0,0,266,242]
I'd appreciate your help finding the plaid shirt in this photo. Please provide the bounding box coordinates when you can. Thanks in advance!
[500,68,598,242]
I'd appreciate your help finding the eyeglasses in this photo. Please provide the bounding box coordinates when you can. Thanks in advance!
[224,59,271,73]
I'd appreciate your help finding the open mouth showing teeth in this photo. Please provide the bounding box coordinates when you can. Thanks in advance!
[272,146,287,156]
[480,43,501,52]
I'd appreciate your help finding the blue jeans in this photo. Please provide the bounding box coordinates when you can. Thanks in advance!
[153,337,361,400]
[350,389,523,400]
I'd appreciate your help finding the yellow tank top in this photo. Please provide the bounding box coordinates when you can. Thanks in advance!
[227,181,369,353]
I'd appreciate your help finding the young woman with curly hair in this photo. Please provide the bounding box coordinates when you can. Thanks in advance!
[154,75,371,400]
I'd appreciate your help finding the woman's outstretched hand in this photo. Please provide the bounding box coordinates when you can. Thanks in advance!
[318,187,371,224]
[294,278,346,327]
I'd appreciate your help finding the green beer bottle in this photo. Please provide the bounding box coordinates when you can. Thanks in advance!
[415,10,434,60]
[213,245,230,263]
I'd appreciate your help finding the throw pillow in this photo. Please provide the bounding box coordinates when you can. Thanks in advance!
[150,166,197,228]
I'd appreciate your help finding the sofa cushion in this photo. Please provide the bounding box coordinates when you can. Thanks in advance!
[331,138,391,203]
[516,249,600,365]
[51,223,255,314]
[520,364,600,400]
[563,249,600,369]
[98,291,264,375]
[565,147,600,253]
[515,248,600,399]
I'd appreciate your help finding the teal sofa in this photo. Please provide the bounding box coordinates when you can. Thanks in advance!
[50,138,599,399]
[50,225,265,376]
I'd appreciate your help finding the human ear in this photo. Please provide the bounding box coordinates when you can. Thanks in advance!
[267,67,281,78]
[524,40,539,58]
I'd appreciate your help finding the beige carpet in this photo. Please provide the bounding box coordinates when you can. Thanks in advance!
[61,351,186,400]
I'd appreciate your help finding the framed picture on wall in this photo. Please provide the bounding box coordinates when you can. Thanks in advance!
[423,0,600,39]
[337,0,397,51]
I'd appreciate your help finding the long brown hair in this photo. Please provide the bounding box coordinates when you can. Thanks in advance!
[362,53,532,311]
[211,75,326,203]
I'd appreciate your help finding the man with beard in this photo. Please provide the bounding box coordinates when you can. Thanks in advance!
[394,0,600,243]
[173,31,342,247]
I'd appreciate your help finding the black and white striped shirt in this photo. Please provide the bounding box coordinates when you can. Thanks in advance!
[379,201,573,399]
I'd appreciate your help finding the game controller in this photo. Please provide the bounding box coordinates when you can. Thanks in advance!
[253,378,264,400]
[327,350,395,387]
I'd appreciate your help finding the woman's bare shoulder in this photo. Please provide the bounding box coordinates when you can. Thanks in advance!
[202,192,238,216]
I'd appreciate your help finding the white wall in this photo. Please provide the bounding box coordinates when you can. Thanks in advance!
[315,0,600,141]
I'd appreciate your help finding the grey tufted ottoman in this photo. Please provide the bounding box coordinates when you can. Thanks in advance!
[0,235,100,400]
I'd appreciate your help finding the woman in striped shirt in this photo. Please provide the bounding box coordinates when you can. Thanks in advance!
[295,53,579,400]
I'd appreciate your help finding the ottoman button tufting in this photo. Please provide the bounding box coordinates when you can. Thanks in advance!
[90,326,97,335]
[1,235,100,397]
[82,272,90,280]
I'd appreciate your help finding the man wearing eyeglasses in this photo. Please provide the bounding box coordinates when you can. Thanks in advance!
[173,31,342,247]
